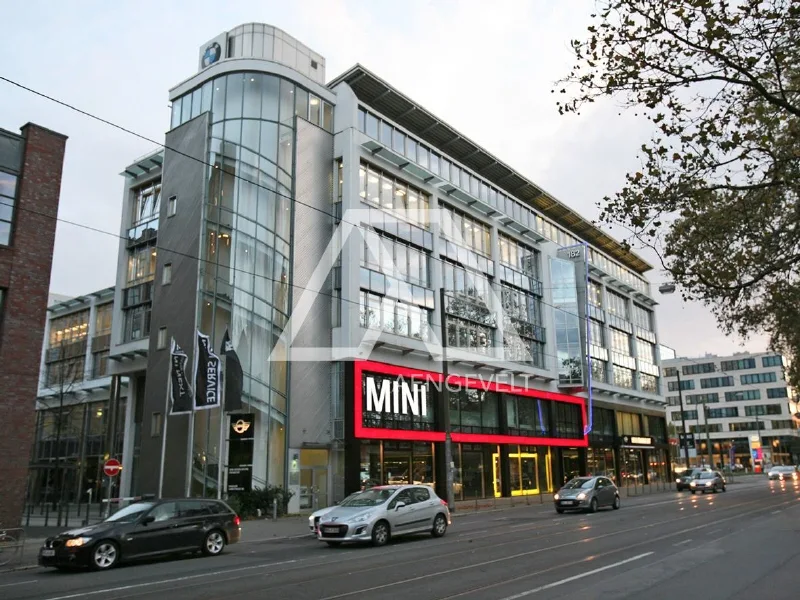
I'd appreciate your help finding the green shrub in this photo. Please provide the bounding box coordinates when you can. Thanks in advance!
[226,485,294,518]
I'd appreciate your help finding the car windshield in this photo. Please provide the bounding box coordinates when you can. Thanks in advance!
[563,478,595,489]
[104,502,155,523]
[339,488,395,507]
[776,466,795,472]
[698,473,716,479]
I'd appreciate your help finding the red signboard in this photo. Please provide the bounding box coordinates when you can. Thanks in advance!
[103,458,122,477]
[354,360,589,448]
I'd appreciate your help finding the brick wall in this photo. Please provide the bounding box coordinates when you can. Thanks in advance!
[0,123,66,527]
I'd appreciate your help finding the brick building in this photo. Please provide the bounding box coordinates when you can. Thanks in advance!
[0,123,67,527]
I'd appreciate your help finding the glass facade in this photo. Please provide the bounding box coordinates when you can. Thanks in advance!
[550,258,582,385]
[170,70,330,494]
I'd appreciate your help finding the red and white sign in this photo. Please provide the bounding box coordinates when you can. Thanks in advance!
[103,458,122,477]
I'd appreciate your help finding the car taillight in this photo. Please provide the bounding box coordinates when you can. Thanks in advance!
[233,515,241,527]
[441,499,448,507]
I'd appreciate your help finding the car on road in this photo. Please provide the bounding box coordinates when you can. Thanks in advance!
[308,491,362,535]
[317,484,450,547]
[38,498,241,570]
[675,467,712,491]
[554,476,620,514]
[689,471,726,494]
[767,465,798,481]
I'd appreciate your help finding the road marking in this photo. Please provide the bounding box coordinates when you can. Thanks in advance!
[41,560,297,600]
[673,539,692,546]
[772,510,781,514]
[458,529,487,536]
[496,552,655,600]
[0,580,38,589]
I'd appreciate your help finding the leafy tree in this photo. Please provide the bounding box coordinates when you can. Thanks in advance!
[555,0,800,385]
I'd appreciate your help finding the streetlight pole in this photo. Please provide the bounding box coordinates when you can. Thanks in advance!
[701,399,713,468]
[676,371,691,468]
[439,288,456,512]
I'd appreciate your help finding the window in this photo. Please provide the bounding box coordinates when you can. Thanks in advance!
[637,339,656,363]
[720,357,756,371]
[725,389,761,401]
[639,373,658,393]
[631,304,652,331]
[167,195,177,217]
[588,319,604,346]
[46,356,85,387]
[762,355,783,368]
[499,233,539,279]
[606,290,629,320]
[663,367,678,378]
[668,379,694,391]
[767,387,788,399]
[770,420,794,430]
[49,310,90,347]
[707,407,739,418]
[450,389,500,434]
[616,411,641,435]
[700,376,734,389]
[131,181,161,225]
[151,412,163,437]
[0,170,17,245]
[729,422,765,432]
[162,263,172,285]
[361,232,429,287]
[127,245,157,284]
[610,328,631,356]
[92,350,109,379]
[359,163,429,229]
[740,372,777,385]
[123,304,152,343]
[359,290,432,341]
[685,393,719,405]
[588,280,603,307]
[446,316,493,356]
[613,365,634,389]
[671,410,698,421]
[94,303,113,336]
[667,396,682,406]
[157,327,167,350]
[441,204,491,256]
[744,404,782,416]
[682,362,715,375]
[691,424,723,433]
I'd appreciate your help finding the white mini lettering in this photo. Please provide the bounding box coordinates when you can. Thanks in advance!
[630,436,651,445]
[365,376,428,417]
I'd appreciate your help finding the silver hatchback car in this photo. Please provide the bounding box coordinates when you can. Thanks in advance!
[554,476,620,513]
[317,485,451,547]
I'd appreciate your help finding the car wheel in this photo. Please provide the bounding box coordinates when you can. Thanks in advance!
[613,495,620,510]
[556,507,565,514]
[91,541,119,570]
[325,541,341,547]
[371,520,390,547]
[589,498,598,513]
[722,485,727,492]
[690,490,696,494]
[431,513,448,538]
[202,530,226,556]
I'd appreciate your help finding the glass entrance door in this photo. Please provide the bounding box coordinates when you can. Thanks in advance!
[509,452,539,496]
[299,468,328,510]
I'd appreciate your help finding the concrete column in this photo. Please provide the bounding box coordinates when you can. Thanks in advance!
[119,377,135,498]
[84,297,97,381]
[489,223,503,362]
[429,192,443,355]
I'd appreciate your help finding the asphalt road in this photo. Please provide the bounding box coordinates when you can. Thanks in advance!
[2,478,799,600]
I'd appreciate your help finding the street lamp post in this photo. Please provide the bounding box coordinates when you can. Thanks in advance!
[676,371,691,468]
[700,400,714,468]
[439,288,456,512]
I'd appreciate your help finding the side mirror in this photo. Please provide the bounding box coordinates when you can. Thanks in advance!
[395,501,406,511]
[141,515,155,525]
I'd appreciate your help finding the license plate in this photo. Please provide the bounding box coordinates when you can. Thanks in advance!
[562,500,576,505]
[322,527,339,534]
[41,549,55,557]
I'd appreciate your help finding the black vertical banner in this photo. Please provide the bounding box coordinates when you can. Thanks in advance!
[195,330,221,410]
[220,329,244,413]
[227,414,254,493]
[169,339,194,415]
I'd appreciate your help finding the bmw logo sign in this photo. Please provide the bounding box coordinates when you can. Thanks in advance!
[202,42,221,67]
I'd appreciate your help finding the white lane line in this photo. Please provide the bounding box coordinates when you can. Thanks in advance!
[772,510,781,514]
[0,580,38,589]
[673,539,692,546]
[40,560,296,600]
[497,552,655,600]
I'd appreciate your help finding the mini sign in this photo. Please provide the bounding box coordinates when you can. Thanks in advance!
[365,376,429,417]
[622,435,654,447]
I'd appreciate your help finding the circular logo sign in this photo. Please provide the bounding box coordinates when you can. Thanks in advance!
[202,42,221,68]
[232,419,251,435]
[103,458,122,477]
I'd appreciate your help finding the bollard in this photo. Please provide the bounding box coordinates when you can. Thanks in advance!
[272,498,278,521]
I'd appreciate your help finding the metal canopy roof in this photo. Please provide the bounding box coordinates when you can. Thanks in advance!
[121,150,164,179]
[329,65,653,274]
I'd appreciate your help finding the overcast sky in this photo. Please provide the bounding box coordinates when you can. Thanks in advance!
[0,0,768,359]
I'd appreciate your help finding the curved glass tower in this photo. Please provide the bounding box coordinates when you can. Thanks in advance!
[167,24,334,495]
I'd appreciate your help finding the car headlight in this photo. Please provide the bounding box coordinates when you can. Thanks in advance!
[690,481,696,486]
[577,492,587,500]
[65,537,91,548]
[349,512,373,523]
[554,493,560,500]
[675,478,681,483]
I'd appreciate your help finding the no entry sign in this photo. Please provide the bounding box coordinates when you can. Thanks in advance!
[103,458,122,477]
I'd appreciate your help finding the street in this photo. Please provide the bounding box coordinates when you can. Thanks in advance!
[2,478,799,600]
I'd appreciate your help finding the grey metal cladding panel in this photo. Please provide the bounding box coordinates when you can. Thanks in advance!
[289,120,334,448]
[138,113,208,496]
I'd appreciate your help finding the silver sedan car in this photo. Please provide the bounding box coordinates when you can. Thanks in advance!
[317,485,451,547]
[554,476,620,513]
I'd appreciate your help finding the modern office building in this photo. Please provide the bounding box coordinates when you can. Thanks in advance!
[110,23,668,512]
[0,122,67,527]
[27,288,129,511]
[663,352,799,469]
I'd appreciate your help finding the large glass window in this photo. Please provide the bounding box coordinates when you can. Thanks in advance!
[130,181,161,225]
[720,357,756,371]
[700,376,735,389]
[361,232,429,287]
[441,204,490,256]
[588,281,603,307]
[616,411,641,436]
[49,310,90,347]
[741,372,778,384]
[610,328,631,356]
[725,389,760,401]
[631,304,652,331]
[762,355,783,368]
[499,234,539,279]
[359,163,429,229]
[606,290,629,320]
[127,245,157,285]
[506,395,551,437]
[744,404,782,416]
[636,338,656,363]
[359,290,431,341]
[550,257,582,385]
[0,170,18,246]
[450,389,499,434]
[613,365,634,389]
[94,303,113,336]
